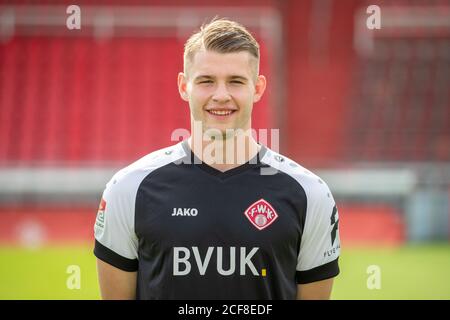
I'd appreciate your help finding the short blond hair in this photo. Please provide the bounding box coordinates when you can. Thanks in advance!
[183,18,260,79]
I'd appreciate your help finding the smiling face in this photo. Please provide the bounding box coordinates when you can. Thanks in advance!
[178,50,266,138]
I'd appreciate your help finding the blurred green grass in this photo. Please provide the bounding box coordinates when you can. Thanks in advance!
[0,244,100,299]
[333,243,450,299]
[0,243,449,299]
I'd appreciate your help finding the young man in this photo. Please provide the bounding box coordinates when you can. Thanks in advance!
[94,18,340,300]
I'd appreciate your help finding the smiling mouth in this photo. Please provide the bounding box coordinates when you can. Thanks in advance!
[206,110,236,116]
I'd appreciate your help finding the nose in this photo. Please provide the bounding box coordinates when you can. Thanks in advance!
[212,83,231,103]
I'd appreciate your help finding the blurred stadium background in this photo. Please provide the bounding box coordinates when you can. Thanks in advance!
[0,0,449,299]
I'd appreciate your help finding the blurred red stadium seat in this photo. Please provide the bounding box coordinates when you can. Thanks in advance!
[339,204,406,246]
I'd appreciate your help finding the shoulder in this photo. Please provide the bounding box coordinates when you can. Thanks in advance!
[260,147,334,204]
[104,142,187,196]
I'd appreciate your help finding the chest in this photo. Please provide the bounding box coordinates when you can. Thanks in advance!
[134,172,306,252]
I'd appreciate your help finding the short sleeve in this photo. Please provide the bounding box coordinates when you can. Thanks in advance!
[296,179,340,284]
[94,176,139,272]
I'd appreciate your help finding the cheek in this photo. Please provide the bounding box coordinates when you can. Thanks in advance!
[190,88,210,105]
[232,88,254,106]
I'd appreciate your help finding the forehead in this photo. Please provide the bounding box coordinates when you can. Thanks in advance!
[189,50,255,78]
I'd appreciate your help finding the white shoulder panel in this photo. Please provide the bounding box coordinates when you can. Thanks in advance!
[94,141,187,260]
[260,148,341,271]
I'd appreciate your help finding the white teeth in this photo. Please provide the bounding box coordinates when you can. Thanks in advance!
[209,110,234,116]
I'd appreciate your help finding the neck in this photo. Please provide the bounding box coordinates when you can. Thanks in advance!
[188,130,260,172]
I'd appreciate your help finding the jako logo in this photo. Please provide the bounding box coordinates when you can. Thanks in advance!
[172,208,198,216]
[173,246,260,276]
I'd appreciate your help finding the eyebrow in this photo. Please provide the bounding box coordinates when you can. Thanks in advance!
[194,75,249,81]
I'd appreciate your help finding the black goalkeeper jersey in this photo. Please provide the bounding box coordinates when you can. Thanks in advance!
[94,140,340,299]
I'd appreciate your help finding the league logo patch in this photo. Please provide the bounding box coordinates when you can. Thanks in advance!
[244,199,278,230]
[98,198,106,214]
[96,198,106,226]
[94,198,106,237]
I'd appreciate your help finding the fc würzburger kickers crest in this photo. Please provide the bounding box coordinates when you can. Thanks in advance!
[244,199,278,230]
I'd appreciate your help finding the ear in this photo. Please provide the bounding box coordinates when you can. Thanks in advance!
[178,72,189,102]
[253,75,266,103]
